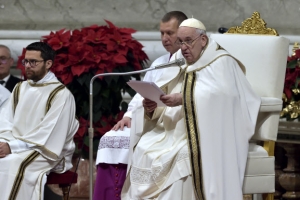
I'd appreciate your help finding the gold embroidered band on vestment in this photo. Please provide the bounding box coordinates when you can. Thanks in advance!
[46,84,65,113]
[13,81,22,114]
[12,83,65,160]
[8,151,40,200]
[183,72,205,200]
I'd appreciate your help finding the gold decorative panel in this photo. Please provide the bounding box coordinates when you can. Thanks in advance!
[226,11,278,36]
[292,42,299,56]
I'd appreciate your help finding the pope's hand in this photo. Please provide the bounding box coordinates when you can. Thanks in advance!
[111,116,131,131]
[160,93,182,107]
[143,98,157,113]
[0,142,11,158]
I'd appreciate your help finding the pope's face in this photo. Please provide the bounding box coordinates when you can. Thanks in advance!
[177,27,208,64]
[24,50,52,82]
[160,18,180,54]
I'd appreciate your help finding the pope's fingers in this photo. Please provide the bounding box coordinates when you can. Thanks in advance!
[112,124,118,130]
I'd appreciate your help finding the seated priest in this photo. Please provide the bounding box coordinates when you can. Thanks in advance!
[0,42,79,200]
[121,18,261,200]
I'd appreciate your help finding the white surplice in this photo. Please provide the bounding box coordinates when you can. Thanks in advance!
[96,53,171,165]
[0,84,10,109]
[121,39,261,200]
[0,72,79,200]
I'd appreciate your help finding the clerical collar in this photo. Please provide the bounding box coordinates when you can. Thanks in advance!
[28,71,60,86]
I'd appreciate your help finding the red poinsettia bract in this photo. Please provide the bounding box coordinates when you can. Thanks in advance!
[284,49,300,100]
[17,20,148,86]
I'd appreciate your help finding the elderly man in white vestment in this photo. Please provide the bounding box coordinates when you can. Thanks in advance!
[0,42,79,200]
[121,18,261,200]
[93,11,188,200]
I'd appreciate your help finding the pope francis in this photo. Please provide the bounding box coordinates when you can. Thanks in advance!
[121,18,261,200]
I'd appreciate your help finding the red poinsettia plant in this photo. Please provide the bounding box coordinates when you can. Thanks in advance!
[281,47,300,120]
[17,20,148,156]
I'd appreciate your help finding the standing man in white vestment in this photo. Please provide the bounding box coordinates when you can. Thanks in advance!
[121,18,261,200]
[93,11,187,200]
[0,42,79,200]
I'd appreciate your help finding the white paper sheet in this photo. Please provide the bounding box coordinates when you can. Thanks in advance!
[127,80,166,107]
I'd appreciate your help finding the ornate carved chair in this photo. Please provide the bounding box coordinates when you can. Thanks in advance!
[211,12,289,200]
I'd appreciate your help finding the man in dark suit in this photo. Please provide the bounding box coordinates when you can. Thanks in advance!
[0,44,22,92]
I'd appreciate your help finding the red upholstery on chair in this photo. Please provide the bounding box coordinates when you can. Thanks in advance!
[46,170,78,200]
[47,170,78,185]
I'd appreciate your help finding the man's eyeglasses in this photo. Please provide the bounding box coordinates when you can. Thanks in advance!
[22,59,44,67]
[175,34,202,47]
[0,56,10,64]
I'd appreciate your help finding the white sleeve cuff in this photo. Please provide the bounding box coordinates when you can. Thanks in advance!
[7,140,31,153]
[123,111,132,118]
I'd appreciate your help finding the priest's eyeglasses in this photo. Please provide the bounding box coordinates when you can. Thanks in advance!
[175,34,202,47]
[22,59,44,67]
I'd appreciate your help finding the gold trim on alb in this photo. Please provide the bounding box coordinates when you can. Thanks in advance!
[9,151,40,200]
[46,84,65,113]
[13,82,22,114]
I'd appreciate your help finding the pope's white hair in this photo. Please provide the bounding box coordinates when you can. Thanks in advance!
[195,28,206,36]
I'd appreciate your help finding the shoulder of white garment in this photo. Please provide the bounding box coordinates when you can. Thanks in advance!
[149,53,170,68]
[210,54,245,74]
[0,86,10,108]
[23,80,75,103]
[0,84,10,97]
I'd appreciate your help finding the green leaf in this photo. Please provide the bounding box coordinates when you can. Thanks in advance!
[122,75,131,82]
[101,88,110,98]
[93,110,102,122]
[104,75,114,86]
[84,73,94,89]
[93,139,100,152]
[287,60,297,69]
[93,80,102,96]
[101,119,107,127]
[111,68,120,82]
[111,75,119,83]
[93,96,103,112]
[77,73,89,86]
[296,77,300,88]
[83,135,89,146]
[82,101,89,117]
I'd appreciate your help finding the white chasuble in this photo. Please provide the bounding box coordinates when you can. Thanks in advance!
[0,76,79,200]
[184,40,260,200]
[122,39,260,200]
